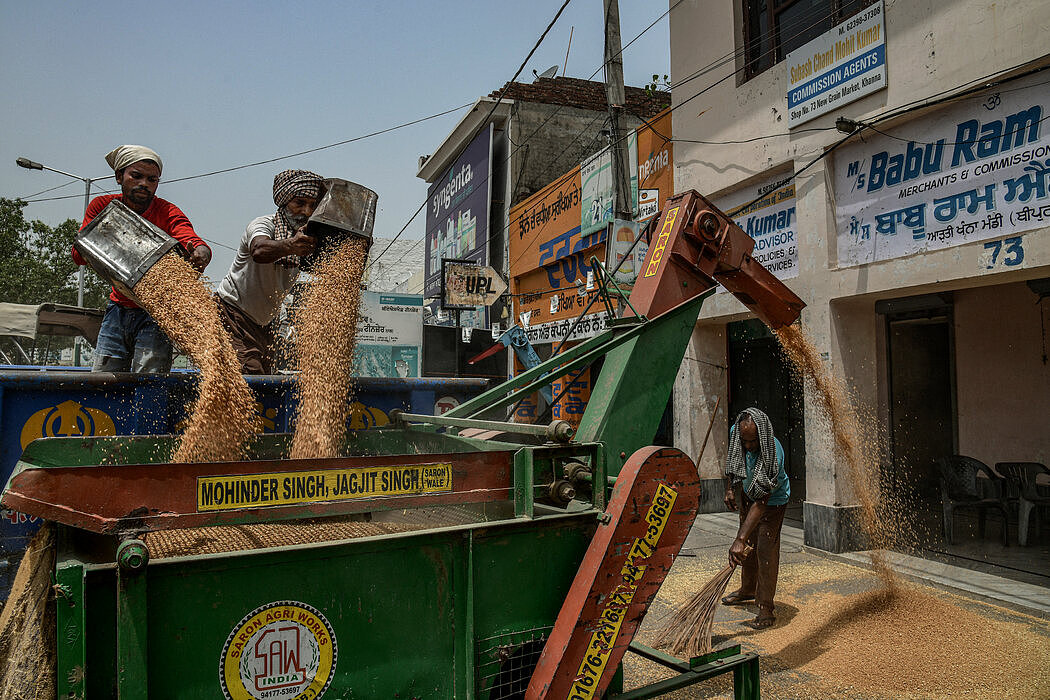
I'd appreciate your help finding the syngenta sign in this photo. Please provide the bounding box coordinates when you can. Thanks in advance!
[423,125,492,297]
[431,161,475,218]
[859,106,1043,193]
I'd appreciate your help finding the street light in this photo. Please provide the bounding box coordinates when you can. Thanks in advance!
[16,156,108,366]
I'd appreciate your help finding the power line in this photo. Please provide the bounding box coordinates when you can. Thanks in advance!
[375,3,681,276]
[865,64,1049,129]
[391,58,1050,297]
[406,19,1050,340]
[364,0,574,274]
[337,1,853,278]
[669,0,858,91]
[729,63,1050,215]
[376,1,684,275]
[670,126,833,145]
[22,102,473,204]
[505,28,1049,341]
[863,110,1050,147]
[15,180,78,200]
[497,5,850,276]
[615,0,686,66]
[21,0,679,213]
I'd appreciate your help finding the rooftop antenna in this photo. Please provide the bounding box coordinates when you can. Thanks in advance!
[563,26,574,75]
[533,65,559,81]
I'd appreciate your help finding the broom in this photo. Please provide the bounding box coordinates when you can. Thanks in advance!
[653,396,744,657]
[651,545,750,657]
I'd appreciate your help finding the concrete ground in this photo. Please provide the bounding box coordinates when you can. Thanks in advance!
[621,514,1050,699]
[783,500,1050,588]
[906,505,1050,588]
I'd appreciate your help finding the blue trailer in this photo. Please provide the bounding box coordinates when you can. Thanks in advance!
[0,368,490,600]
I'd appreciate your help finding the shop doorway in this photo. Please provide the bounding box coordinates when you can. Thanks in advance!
[880,296,956,503]
[879,286,1050,586]
[727,320,806,521]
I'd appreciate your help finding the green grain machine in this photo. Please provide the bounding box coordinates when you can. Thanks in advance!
[3,192,804,699]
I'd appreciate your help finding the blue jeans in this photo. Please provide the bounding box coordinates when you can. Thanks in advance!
[92,302,173,373]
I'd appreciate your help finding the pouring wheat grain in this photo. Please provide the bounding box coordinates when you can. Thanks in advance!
[774,326,903,587]
[133,253,258,462]
[289,238,369,459]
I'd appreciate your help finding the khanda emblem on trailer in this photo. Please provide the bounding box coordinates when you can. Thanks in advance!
[348,402,389,429]
[20,400,117,450]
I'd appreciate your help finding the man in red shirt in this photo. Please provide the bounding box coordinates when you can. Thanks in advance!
[74,145,212,372]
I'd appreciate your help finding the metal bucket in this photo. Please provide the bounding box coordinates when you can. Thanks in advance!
[73,200,178,304]
[302,178,378,272]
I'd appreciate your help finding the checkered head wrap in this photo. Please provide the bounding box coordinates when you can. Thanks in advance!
[725,407,779,501]
[272,169,325,267]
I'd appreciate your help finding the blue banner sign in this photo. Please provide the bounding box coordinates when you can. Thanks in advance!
[835,74,1050,266]
[787,1,886,127]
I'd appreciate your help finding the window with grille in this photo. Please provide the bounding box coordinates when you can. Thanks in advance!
[741,0,878,80]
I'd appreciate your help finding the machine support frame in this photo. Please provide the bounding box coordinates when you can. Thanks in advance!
[56,560,88,699]
[116,539,149,699]
[609,643,760,699]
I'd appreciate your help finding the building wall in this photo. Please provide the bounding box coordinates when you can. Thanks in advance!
[509,102,646,205]
[672,323,729,509]
[668,0,1050,550]
[365,237,425,292]
[955,282,1050,467]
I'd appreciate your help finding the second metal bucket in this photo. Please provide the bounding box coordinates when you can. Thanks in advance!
[73,200,178,304]
[302,178,378,272]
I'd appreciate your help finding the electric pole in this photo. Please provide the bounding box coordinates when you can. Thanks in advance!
[604,0,632,221]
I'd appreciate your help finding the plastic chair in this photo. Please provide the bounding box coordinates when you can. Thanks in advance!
[936,456,1009,546]
[995,462,1050,546]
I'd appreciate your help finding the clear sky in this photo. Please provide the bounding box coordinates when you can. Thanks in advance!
[0,0,670,282]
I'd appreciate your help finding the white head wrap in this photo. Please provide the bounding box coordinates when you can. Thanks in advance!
[105,145,163,174]
[725,407,779,501]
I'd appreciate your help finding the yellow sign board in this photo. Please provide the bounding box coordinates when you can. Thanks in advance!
[570,482,678,698]
[198,463,453,512]
[643,206,680,278]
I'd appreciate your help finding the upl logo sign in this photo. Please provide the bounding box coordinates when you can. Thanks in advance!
[20,400,116,450]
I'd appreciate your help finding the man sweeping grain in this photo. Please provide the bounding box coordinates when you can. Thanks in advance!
[74,145,212,372]
[215,169,324,374]
[721,407,789,629]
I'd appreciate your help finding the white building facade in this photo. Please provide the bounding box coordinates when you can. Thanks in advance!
[668,0,1050,551]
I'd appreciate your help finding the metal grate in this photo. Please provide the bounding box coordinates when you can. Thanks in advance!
[476,627,551,700]
[145,519,425,558]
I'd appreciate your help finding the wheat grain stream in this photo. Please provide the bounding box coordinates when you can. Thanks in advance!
[132,254,257,463]
[289,239,369,459]
[774,325,900,587]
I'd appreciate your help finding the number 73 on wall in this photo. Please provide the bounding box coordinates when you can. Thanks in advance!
[981,236,1024,270]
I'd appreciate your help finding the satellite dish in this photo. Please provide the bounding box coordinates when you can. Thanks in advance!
[535,65,559,81]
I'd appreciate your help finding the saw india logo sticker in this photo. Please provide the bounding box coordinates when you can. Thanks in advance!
[220,601,337,700]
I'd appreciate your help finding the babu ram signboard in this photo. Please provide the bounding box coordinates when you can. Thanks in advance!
[787,0,886,128]
[835,73,1050,267]
[423,125,493,297]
